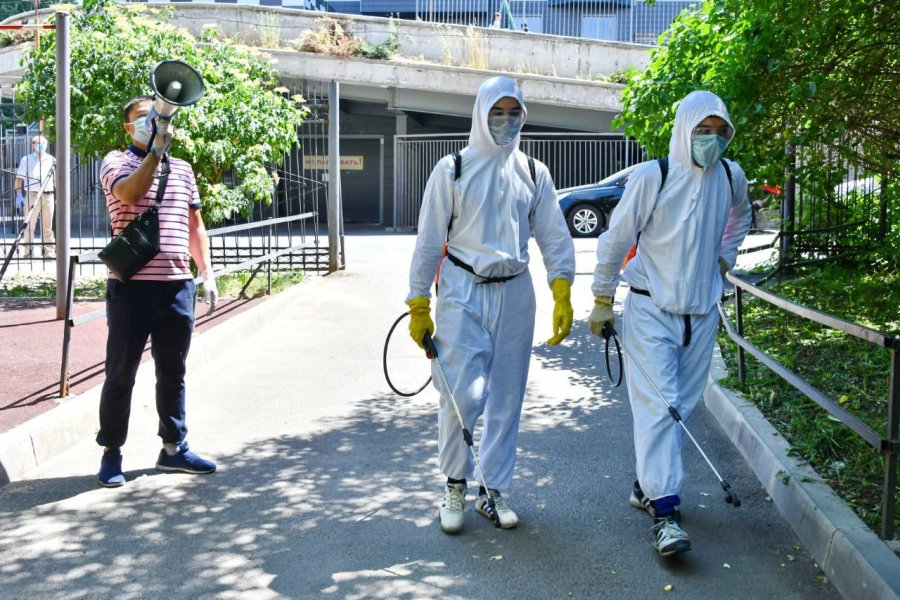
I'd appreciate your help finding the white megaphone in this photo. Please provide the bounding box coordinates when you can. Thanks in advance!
[146,60,205,137]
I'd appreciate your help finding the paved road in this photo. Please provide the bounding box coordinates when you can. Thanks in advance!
[0,232,837,599]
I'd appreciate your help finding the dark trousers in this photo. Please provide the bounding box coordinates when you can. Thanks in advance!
[96,278,196,449]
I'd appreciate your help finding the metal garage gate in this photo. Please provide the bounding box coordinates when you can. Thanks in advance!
[393,133,645,230]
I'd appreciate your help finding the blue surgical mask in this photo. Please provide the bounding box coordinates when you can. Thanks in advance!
[128,117,152,146]
[35,143,47,154]
[487,114,523,146]
[691,134,729,167]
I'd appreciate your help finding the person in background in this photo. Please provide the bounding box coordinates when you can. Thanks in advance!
[95,95,219,487]
[15,135,56,258]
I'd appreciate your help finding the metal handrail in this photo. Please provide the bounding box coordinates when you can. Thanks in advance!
[205,212,315,237]
[58,213,316,398]
[718,272,900,539]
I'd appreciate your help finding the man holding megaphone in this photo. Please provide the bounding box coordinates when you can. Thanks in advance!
[95,60,219,488]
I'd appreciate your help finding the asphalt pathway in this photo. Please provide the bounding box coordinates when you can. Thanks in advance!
[0,232,838,599]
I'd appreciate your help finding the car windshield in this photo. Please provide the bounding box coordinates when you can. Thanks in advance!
[594,164,640,186]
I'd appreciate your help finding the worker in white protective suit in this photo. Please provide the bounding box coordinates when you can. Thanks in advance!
[405,76,576,534]
[588,90,751,556]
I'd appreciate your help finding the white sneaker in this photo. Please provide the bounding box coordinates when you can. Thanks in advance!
[629,480,657,517]
[476,489,518,529]
[440,482,466,533]
[652,515,692,556]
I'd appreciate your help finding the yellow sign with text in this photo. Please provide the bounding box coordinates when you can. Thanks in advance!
[303,155,365,171]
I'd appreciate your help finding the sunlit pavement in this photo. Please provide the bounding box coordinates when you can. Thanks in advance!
[0,231,836,599]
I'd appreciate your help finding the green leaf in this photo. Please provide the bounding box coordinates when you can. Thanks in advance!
[15,5,308,224]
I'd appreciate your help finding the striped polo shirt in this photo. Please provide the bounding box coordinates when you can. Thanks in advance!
[100,145,201,281]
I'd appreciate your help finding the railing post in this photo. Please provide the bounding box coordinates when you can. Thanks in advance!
[267,221,273,295]
[780,144,796,268]
[327,80,341,273]
[736,285,746,384]
[55,11,71,320]
[58,255,78,398]
[878,172,889,242]
[629,0,634,43]
[882,342,899,539]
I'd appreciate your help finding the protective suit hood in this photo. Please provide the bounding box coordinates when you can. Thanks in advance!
[669,90,734,169]
[468,76,527,150]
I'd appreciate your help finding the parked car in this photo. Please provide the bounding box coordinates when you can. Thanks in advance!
[556,164,639,237]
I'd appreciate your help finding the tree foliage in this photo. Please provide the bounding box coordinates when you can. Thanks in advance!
[616,0,900,193]
[16,4,308,223]
[0,0,52,25]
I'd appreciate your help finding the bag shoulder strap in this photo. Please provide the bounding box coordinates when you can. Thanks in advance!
[632,157,733,255]
[150,155,171,211]
[656,157,669,194]
[720,157,733,192]
[452,150,536,185]
[634,157,670,247]
[656,156,732,194]
[447,151,537,236]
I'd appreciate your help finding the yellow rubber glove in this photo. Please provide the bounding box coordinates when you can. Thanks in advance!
[547,278,573,345]
[406,296,435,349]
[588,295,615,338]
[718,257,730,279]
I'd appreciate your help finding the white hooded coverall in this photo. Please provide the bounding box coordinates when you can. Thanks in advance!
[592,91,752,502]
[407,76,575,492]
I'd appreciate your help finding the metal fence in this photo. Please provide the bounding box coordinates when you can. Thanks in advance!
[207,80,333,273]
[0,79,335,281]
[787,154,886,262]
[404,0,699,44]
[719,276,899,540]
[393,132,645,229]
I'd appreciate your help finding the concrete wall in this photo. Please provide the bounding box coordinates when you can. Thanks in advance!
[2,6,633,118]
[151,3,651,81]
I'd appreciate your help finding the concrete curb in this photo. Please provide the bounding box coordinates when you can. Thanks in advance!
[705,348,900,600]
[0,276,321,488]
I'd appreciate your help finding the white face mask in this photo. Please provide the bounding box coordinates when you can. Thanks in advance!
[128,117,152,146]
[487,113,524,146]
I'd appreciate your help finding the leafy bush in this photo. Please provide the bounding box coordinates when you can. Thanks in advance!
[616,0,900,191]
[15,4,308,224]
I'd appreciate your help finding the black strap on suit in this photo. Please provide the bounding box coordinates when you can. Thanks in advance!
[630,287,692,347]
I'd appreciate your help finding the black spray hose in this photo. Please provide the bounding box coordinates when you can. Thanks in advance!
[382,311,432,397]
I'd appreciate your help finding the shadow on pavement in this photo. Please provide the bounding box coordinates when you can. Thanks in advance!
[0,338,836,599]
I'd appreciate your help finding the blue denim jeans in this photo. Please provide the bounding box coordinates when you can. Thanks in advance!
[96,278,196,449]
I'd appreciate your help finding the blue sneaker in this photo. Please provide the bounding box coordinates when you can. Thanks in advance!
[155,441,216,474]
[98,448,126,487]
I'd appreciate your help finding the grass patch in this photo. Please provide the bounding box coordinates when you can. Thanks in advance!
[718,261,900,537]
[1,269,306,300]
[0,274,107,299]
[295,16,399,60]
[211,268,306,300]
